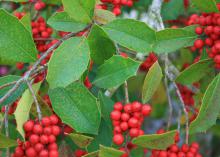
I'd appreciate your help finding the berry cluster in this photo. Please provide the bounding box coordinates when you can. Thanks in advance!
[12,115,61,157]
[140,53,158,71]
[177,84,195,106]
[32,17,53,52]
[98,0,138,16]
[111,101,152,145]
[187,5,220,69]
[150,143,202,157]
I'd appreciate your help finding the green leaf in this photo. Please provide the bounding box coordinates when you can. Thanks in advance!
[83,151,99,157]
[94,9,116,25]
[0,75,27,106]
[161,0,184,21]
[47,37,90,89]
[14,82,41,138]
[0,133,17,148]
[49,82,101,135]
[142,61,163,103]
[47,12,87,32]
[88,24,115,65]
[99,145,124,157]
[98,92,114,127]
[132,130,177,150]
[189,74,220,134]
[88,120,113,152]
[176,59,214,85]
[20,13,31,33]
[93,55,141,89]
[102,19,156,53]
[3,0,28,2]
[154,27,197,54]
[42,0,61,5]
[69,133,94,148]
[0,9,37,63]
[62,0,95,23]
[192,0,219,12]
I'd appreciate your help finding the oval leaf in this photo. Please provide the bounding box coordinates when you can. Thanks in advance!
[192,0,219,12]
[176,59,214,85]
[190,74,220,134]
[102,19,156,53]
[142,61,163,103]
[49,82,101,135]
[88,24,116,65]
[154,27,197,54]
[47,11,87,32]
[93,55,141,89]
[14,82,41,138]
[62,0,95,24]
[0,133,17,148]
[0,9,37,64]
[94,9,116,25]
[69,133,94,148]
[47,37,90,89]
[132,130,177,150]
[99,145,124,157]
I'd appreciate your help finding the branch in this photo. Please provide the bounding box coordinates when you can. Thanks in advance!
[0,24,92,105]
[26,81,42,121]
[0,81,17,90]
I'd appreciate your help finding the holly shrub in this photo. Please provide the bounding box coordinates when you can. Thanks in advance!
[0,0,220,157]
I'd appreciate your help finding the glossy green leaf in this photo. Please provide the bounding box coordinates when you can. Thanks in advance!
[93,55,141,89]
[49,82,101,135]
[132,130,177,150]
[94,9,116,24]
[14,82,41,138]
[20,13,31,32]
[190,74,220,134]
[142,61,163,103]
[62,0,95,23]
[154,27,197,54]
[103,19,156,53]
[69,133,94,148]
[88,24,115,65]
[0,75,27,106]
[47,37,90,89]
[47,12,87,32]
[176,59,214,85]
[0,9,37,63]
[192,0,219,12]
[0,133,17,148]
[99,145,124,157]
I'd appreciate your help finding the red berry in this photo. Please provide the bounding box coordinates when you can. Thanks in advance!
[50,115,59,125]
[141,105,152,116]
[131,101,142,112]
[26,147,37,157]
[114,102,123,111]
[49,150,59,157]
[110,110,121,121]
[195,27,203,35]
[194,39,204,49]
[42,117,51,126]
[39,150,49,157]
[24,120,34,132]
[40,135,49,144]
[51,126,61,136]
[121,113,130,121]
[29,134,40,145]
[128,117,139,128]
[120,122,128,131]
[113,134,124,145]
[33,124,43,134]
[129,128,139,137]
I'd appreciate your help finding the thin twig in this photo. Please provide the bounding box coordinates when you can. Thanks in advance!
[164,76,173,131]
[124,81,130,104]
[4,106,10,157]
[174,83,189,144]
[0,81,17,90]
[0,24,92,105]
[26,81,42,121]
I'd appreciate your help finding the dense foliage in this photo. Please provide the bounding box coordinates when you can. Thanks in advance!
[0,0,220,157]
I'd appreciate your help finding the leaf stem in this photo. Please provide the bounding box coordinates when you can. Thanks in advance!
[124,81,130,104]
